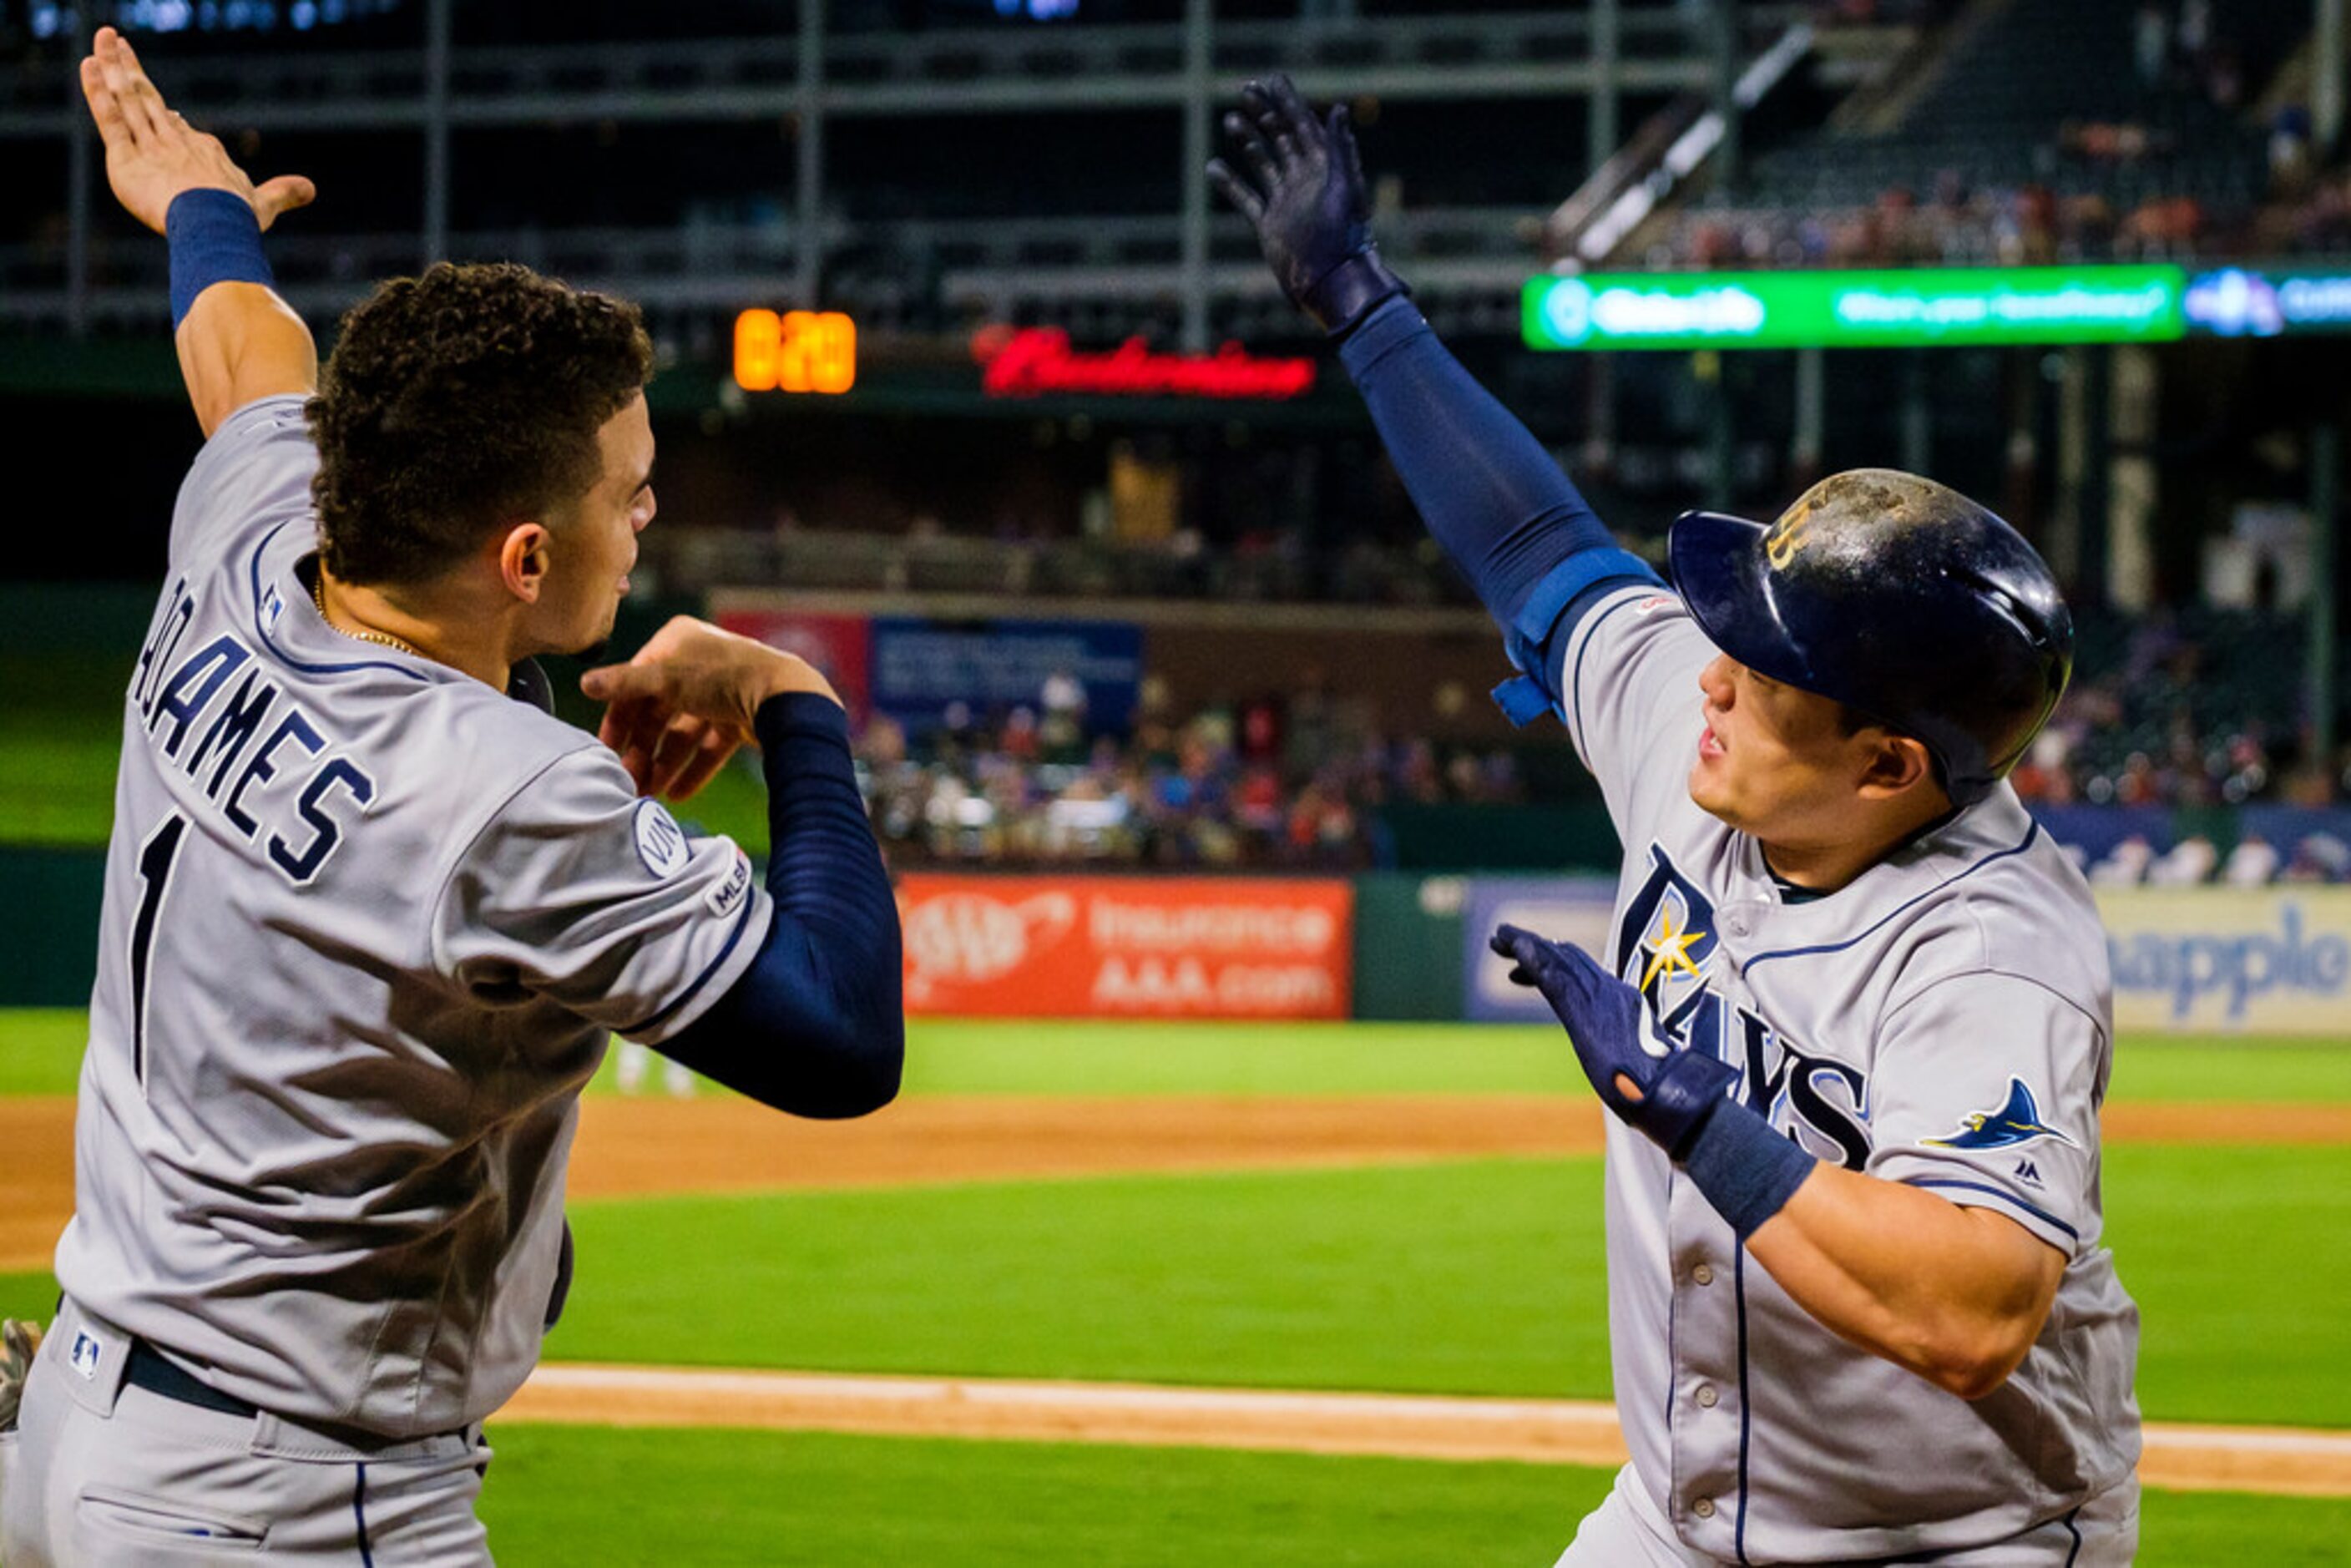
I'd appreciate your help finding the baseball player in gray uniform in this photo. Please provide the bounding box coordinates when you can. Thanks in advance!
[2,30,903,1565]
[1212,78,2140,1564]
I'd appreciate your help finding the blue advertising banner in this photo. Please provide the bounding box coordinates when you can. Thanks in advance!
[870,617,1143,733]
[2030,803,2351,866]
[1460,876,1620,1023]
[2100,888,2351,1035]
[1458,876,2351,1034]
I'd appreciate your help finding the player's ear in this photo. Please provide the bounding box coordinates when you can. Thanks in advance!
[497,522,552,603]
[1856,732,1936,800]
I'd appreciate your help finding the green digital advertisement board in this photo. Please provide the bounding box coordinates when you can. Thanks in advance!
[2183,265,2351,336]
[1523,266,2187,351]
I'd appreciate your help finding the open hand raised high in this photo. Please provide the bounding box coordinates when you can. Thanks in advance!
[79,26,315,235]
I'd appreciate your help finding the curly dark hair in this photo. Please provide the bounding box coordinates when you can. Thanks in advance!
[308,262,653,586]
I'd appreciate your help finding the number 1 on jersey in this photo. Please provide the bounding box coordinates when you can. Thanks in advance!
[130,812,189,1085]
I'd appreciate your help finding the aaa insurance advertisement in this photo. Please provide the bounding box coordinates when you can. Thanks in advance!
[897,875,1353,1019]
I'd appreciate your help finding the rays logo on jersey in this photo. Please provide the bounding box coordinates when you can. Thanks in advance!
[1616,845,1873,1169]
[1925,1077,2079,1151]
[1615,846,1721,1041]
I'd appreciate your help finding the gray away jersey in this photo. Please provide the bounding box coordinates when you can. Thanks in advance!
[56,395,773,1440]
[1551,584,2140,1563]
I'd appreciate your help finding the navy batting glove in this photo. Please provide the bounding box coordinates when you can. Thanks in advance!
[1206,73,1408,337]
[1491,924,1738,1161]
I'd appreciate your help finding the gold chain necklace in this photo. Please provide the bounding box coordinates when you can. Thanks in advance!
[312,569,425,658]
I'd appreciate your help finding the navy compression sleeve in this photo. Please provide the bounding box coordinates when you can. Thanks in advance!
[1337,298,1660,720]
[661,693,905,1118]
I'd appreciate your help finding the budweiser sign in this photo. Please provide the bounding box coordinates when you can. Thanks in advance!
[973,327,1317,401]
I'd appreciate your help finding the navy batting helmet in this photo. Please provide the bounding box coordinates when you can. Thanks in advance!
[1667,469,2073,808]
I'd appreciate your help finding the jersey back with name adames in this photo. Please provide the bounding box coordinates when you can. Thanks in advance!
[58,396,771,1441]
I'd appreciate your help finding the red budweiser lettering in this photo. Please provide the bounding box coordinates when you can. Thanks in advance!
[978,329,1317,400]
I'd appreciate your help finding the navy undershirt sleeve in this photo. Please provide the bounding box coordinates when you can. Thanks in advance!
[661,693,904,1118]
[1337,298,1661,721]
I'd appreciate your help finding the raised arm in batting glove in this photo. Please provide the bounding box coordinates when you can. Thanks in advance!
[1206,74,1408,337]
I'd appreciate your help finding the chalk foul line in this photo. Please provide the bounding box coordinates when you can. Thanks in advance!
[502,1363,2351,1498]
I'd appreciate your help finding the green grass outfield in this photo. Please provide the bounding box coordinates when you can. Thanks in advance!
[5,1009,2349,1100]
[3,1155,2345,1560]
[0,656,129,848]
[7,1145,2346,1426]
[473,1425,2351,1567]
[6,1011,2348,1560]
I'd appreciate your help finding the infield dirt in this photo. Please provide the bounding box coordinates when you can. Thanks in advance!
[5,1091,2348,1498]
[499,1363,2351,1499]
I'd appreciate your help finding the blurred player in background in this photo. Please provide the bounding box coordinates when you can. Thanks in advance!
[1213,76,2139,1565]
[614,1037,696,1096]
[1,30,902,1565]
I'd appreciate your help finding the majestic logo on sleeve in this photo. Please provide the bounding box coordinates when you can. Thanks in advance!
[1925,1078,2079,1152]
[1618,845,1873,1169]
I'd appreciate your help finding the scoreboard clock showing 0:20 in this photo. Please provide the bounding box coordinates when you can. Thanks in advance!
[734,309,857,393]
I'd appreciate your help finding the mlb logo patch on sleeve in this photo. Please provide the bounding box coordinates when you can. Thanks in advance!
[633,801,690,878]
[705,849,752,918]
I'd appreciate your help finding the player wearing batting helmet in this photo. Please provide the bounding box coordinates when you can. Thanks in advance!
[1213,76,2138,1565]
[1,31,903,1565]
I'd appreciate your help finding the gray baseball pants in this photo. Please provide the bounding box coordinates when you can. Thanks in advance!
[1556,1462,2140,1567]
[0,1300,492,1566]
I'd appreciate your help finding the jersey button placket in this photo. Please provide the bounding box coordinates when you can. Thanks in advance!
[1695,1383,1718,1409]
[1666,1185,1739,1550]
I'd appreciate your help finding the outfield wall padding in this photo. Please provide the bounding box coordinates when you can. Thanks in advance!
[1349,874,1465,1021]
[1373,802,1620,873]
[0,846,104,1008]
[5,848,2348,1037]
[2101,886,2351,1035]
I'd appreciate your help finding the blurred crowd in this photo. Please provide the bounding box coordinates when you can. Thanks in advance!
[2079,828,2351,888]
[854,676,1524,871]
[840,604,2345,878]
[1651,0,2328,271]
[2253,154,2351,257]
[1649,179,2227,274]
[2008,609,2345,812]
